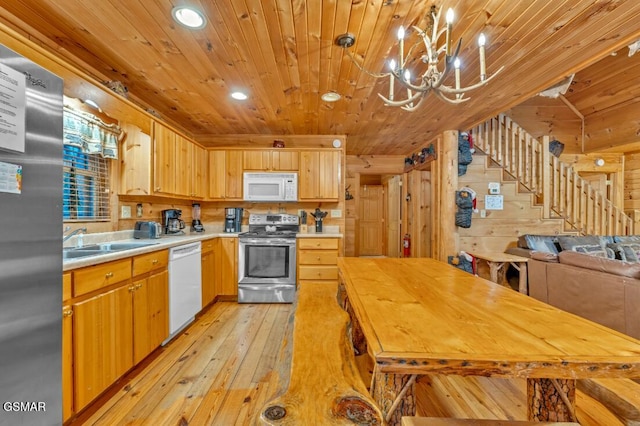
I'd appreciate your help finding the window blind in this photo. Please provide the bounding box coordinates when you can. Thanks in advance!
[63,145,110,221]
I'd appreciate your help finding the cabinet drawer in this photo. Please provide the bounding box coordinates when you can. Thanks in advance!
[297,238,339,250]
[73,258,132,296]
[298,265,338,281]
[201,238,216,253]
[133,250,168,276]
[298,249,337,265]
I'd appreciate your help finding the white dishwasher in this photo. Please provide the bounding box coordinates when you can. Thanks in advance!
[163,241,202,345]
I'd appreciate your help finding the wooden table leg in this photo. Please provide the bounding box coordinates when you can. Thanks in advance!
[487,261,508,287]
[371,365,417,426]
[517,261,527,294]
[527,378,577,422]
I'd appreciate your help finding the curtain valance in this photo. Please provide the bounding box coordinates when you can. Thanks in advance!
[63,106,122,159]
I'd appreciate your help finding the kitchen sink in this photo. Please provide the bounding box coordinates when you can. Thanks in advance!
[63,241,159,260]
[62,249,113,259]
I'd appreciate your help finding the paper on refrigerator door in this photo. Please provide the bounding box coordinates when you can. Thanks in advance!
[0,62,26,152]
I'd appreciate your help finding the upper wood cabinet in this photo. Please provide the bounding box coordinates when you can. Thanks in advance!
[299,150,340,200]
[209,149,243,200]
[243,149,299,171]
[153,121,177,196]
[152,121,206,198]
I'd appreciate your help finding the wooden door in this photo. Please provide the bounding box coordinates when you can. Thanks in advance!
[193,144,207,199]
[299,150,339,200]
[226,150,243,199]
[359,185,385,256]
[209,150,226,199]
[153,121,176,195]
[73,285,133,411]
[132,269,168,364]
[319,151,340,199]
[272,150,299,171]
[62,305,73,421]
[201,241,216,307]
[243,150,272,170]
[218,238,238,296]
[299,151,319,199]
[385,175,402,257]
[174,134,191,197]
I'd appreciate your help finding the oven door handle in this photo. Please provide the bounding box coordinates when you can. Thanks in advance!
[240,238,295,245]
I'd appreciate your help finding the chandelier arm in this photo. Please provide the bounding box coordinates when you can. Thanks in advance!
[437,65,505,94]
[400,94,428,111]
[344,47,390,79]
[378,90,424,107]
[434,89,469,104]
[390,70,433,93]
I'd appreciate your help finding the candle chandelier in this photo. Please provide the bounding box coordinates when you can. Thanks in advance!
[335,5,503,111]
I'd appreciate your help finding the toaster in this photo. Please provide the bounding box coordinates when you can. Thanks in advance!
[134,221,162,239]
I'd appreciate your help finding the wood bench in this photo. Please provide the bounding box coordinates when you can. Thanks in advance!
[402,417,580,425]
[255,282,383,425]
[577,378,640,425]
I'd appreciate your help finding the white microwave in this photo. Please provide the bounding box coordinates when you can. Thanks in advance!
[243,172,298,202]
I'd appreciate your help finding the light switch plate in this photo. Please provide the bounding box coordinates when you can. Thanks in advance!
[330,209,342,218]
[121,205,131,219]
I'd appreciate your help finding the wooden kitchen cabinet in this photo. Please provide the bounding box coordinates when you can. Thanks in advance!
[297,238,340,285]
[217,237,238,297]
[193,143,207,199]
[201,238,217,307]
[174,133,191,197]
[62,304,73,421]
[153,121,176,196]
[73,284,133,411]
[243,149,299,171]
[68,248,169,412]
[209,149,243,200]
[62,272,73,421]
[131,250,169,364]
[299,150,340,200]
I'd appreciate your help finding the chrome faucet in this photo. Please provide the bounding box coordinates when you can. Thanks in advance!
[63,227,87,243]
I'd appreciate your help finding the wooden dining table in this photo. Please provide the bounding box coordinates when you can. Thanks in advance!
[337,257,640,425]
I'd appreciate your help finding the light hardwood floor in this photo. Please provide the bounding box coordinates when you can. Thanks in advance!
[72,301,623,425]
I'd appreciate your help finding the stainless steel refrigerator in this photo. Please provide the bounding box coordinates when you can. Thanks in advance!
[0,44,63,425]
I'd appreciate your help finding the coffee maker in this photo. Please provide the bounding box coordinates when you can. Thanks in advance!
[162,209,185,235]
[224,207,243,233]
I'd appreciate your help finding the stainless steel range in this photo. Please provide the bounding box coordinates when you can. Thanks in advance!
[238,213,299,303]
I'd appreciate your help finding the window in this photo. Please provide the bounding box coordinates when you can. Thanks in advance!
[63,145,110,221]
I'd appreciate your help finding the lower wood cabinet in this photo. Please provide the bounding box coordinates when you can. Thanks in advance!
[65,249,169,416]
[297,238,340,285]
[73,284,134,411]
[217,237,238,297]
[201,238,216,307]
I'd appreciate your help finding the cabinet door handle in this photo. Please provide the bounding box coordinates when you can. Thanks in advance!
[63,309,73,317]
[136,284,143,289]
[128,285,135,292]
[152,259,158,264]
[105,272,114,278]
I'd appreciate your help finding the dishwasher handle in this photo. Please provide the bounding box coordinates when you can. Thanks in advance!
[169,242,202,260]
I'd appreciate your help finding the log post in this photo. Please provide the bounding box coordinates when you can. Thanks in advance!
[527,378,576,422]
[371,365,417,426]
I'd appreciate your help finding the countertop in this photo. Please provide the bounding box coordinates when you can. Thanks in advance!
[63,230,342,271]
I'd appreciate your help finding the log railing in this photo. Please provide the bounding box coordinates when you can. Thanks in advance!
[472,114,633,236]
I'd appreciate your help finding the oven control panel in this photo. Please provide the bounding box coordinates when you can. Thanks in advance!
[248,213,299,225]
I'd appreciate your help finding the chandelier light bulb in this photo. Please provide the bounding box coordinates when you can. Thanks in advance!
[389,59,396,71]
[454,58,461,69]
[478,33,486,47]
[397,26,405,40]
[446,8,455,24]
[404,69,411,82]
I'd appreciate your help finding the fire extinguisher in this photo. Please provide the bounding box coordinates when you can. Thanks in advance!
[403,234,411,257]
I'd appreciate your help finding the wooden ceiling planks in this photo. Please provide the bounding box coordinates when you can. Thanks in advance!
[1,0,639,155]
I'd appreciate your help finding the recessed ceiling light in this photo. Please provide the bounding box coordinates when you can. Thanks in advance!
[172,6,206,29]
[231,91,248,100]
[321,91,341,102]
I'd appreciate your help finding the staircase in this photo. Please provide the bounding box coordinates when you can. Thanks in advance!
[471,114,634,236]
